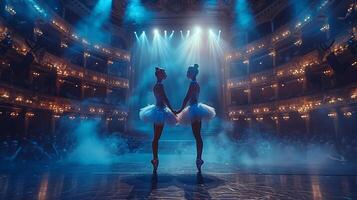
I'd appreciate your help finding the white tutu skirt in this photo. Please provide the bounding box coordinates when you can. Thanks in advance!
[177,103,216,124]
[139,104,177,125]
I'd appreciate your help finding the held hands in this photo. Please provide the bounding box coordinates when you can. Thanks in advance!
[173,109,183,115]
[168,108,180,116]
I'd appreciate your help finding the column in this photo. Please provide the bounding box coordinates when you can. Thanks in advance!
[305,116,310,135]
[247,86,252,104]
[332,111,340,153]
[50,114,56,135]
[124,118,127,132]
[302,78,307,94]
[248,117,253,130]
[273,76,279,100]
[80,81,84,100]
[246,58,250,74]
[24,112,29,136]
[223,58,230,119]
[275,119,280,135]
[270,20,275,33]
[271,49,276,68]
[56,78,61,96]
[300,112,311,136]
[83,52,88,68]
[103,115,109,134]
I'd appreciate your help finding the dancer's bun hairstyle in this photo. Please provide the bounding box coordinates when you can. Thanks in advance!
[188,64,199,77]
[155,67,165,77]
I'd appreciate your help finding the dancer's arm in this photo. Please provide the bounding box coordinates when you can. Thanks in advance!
[158,84,175,113]
[177,83,193,113]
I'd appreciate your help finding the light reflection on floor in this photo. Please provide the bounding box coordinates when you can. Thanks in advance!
[0,160,357,200]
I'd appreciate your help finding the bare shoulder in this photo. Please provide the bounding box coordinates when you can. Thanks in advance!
[190,81,199,88]
[154,82,163,87]
[190,81,199,86]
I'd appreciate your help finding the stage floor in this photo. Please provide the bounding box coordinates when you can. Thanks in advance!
[1,154,357,200]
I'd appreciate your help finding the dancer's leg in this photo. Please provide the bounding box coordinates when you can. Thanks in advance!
[152,123,164,160]
[192,120,202,160]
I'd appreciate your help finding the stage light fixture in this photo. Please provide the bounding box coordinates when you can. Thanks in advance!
[169,30,174,38]
[154,29,159,35]
[186,30,190,37]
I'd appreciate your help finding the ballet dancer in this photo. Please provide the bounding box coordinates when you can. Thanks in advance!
[139,67,177,173]
[175,64,216,172]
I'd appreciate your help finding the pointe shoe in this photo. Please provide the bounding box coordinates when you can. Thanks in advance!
[196,159,204,173]
[151,159,159,172]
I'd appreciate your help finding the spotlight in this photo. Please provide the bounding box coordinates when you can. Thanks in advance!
[134,31,137,34]
[169,30,174,38]
[219,30,221,33]
[153,29,159,35]
[209,29,213,34]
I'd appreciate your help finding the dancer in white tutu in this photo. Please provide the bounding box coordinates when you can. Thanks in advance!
[175,64,216,172]
[139,67,177,172]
